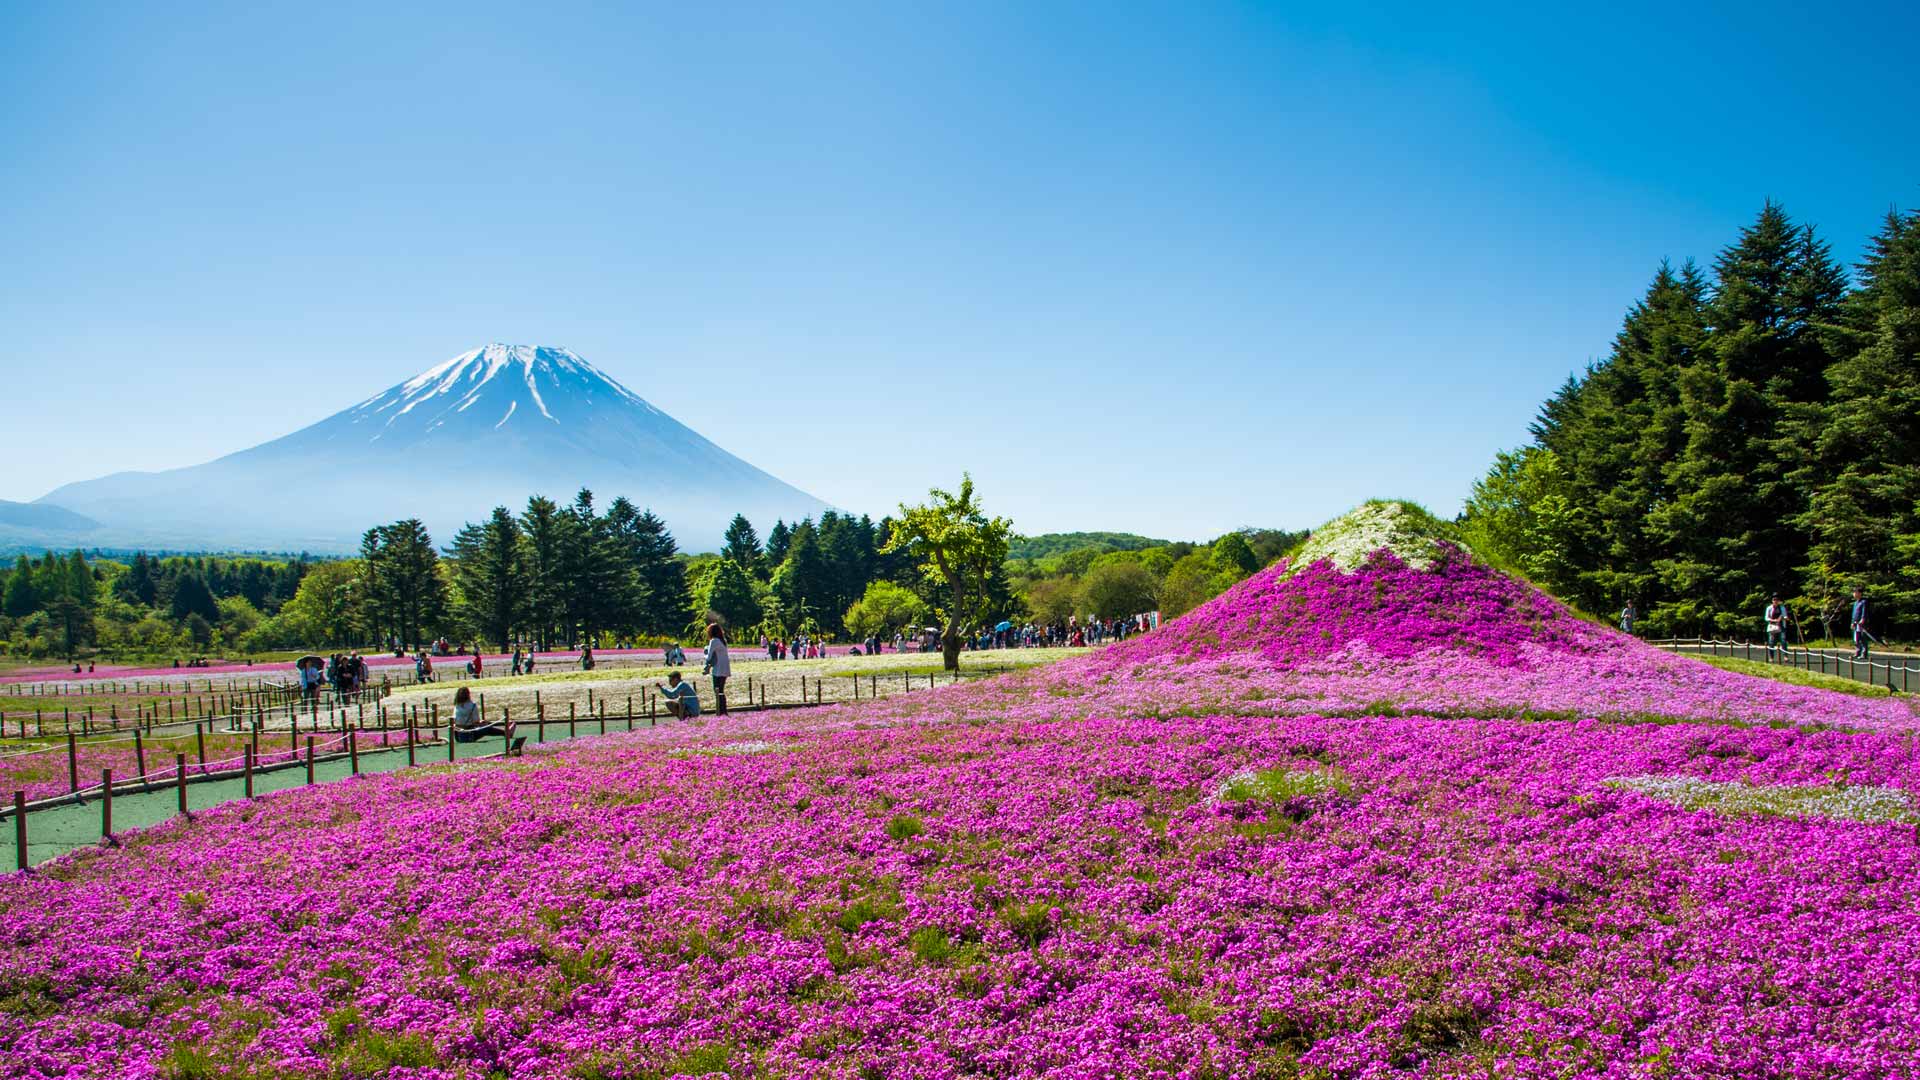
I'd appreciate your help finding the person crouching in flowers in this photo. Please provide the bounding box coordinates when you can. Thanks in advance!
[656,671,701,720]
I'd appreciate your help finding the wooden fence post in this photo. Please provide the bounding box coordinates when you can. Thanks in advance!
[176,755,188,815]
[447,719,456,762]
[101,770,113,841]
[67,734,78,794]
[14,792,26,870]
[406,721,416,767]
[243,748,254,799]
[349,728,359,775]
[569,702,577,739]
[196,722,206,765]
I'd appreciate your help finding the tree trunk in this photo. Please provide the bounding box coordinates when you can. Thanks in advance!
[941,618,962,672]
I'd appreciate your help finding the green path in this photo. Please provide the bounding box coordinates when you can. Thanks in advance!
[8,726,601,867]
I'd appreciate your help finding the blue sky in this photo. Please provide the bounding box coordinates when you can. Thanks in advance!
[2,1,1915,542]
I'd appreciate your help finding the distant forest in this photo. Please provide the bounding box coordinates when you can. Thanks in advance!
[1463,201,1920,640]
[0,495,1307,660]
[1005,532,1167,561]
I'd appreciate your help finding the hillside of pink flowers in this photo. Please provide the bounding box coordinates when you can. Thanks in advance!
[3,535,1916,1079]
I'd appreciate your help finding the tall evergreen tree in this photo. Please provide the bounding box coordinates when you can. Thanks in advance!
[1794,208,1920,626]
[519,495,567,649]
[449,507,529,651]
[361,520,447,648]
[722,514,763,576]
[629,508,689,635]
[3,555,38,618]
[692,557,761,632]
[765,520,792,567]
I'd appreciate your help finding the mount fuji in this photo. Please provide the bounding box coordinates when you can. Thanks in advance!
[31,345,831,553]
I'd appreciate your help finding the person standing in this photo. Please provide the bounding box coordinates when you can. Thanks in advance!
[1763,595,1788,661]
[1619,600,1637,635]
[703,623,731,715]
[1852,587,1871,660]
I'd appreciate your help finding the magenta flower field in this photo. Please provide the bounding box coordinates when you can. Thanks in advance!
[3,540,1917,1078]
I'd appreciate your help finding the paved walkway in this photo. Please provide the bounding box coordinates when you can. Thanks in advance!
[1657,640,1919,692]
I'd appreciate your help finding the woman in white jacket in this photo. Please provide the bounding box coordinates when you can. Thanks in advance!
[702,624,731,716]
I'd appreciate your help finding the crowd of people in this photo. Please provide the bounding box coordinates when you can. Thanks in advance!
[298,651,371,698]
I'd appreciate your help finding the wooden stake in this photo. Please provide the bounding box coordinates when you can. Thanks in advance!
[243,748,253,798]
[101,769,113,841]
[66,734,78,794]
[176,755,188,815]
[14,792,26,870]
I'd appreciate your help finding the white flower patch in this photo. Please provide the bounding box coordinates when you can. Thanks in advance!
[711,740,787,755]
[1287,502,1448,573]
[1211,767,1350,805]
[1606,774,1916,824]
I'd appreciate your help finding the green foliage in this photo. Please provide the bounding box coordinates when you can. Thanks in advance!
[691,557,761,633]
[448,507,528,651]
[908,925,955,964]
[1005,531,1167,561]
[1077,561,1157,620]
[721,514,763,576]
[1212,533,1259,576]
[1459,447,1584,593]
[359,519,446,647]
[843,580,927,641]
[884,813,925,841]
[1469,200,1920,639]
[882,475,1014,669]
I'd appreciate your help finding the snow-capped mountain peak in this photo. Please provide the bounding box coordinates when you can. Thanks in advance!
[34,342,829,552]
[349,344,658,439]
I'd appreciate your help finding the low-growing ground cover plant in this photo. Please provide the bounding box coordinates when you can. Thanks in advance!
[2,504,1917,1079]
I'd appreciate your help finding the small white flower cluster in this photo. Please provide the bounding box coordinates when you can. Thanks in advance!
[1210,767,1346,805]
[1287,501,1445,574]
[712,739,786,755]
[1605,773,1916,825]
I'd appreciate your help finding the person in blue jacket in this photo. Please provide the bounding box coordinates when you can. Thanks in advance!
[1851,587,1872,659]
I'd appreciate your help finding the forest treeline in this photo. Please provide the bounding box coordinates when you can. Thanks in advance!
[1462,201,1919,640]
[0,486,1304,659]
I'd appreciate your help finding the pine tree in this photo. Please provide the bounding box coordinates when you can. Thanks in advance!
[1796,208,1920,631]
[693,558,761,632]
[722,514,763,575]
[168,571,219,625]
[1646,203,1841,632]
[4,555,38,618]
[629,509,689,635]
[765,520,792,567]
[450,507,529,651]
[519,495,566,649]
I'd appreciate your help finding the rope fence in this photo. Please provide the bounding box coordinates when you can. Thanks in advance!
[6,666,986,869]
[1651,637,1919,694]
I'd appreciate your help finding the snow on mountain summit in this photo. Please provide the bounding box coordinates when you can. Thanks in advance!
[338,344,666,444]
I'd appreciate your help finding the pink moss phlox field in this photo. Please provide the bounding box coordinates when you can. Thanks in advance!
[4,544,1920,1079]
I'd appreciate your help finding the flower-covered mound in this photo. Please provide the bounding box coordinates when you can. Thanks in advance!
[3,504,1918,1079]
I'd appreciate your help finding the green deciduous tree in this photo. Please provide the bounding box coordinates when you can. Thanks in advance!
[1077,561,1158,621]
[843,579,928,641]
[881,475,1014,670]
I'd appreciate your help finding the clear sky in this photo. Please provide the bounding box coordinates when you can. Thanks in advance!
[3,1,1915,543]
